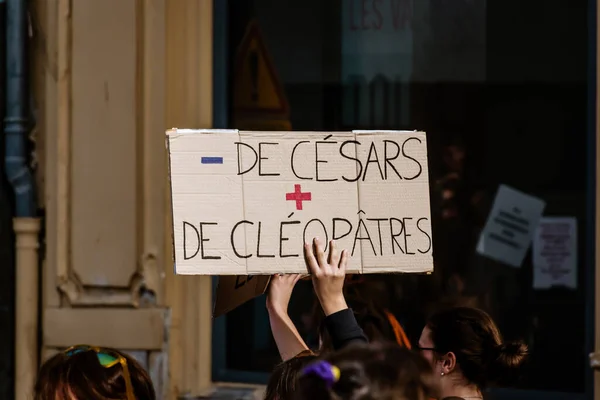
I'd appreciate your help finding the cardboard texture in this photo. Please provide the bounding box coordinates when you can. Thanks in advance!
[167,129,433,275]
[214,273,357,317]
[214,275,272,317]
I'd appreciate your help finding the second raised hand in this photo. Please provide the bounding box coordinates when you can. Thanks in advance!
[266,273,301,314]
[304,237,349,316]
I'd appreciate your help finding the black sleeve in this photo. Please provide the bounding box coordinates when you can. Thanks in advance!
[324,308,368,350]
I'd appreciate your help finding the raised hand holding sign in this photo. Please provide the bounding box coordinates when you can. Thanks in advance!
[167,129,433,275]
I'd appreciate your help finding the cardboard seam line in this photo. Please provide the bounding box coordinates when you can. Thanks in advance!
[237,131,251,275]
[168,129,431,275]
[353,137,365,274]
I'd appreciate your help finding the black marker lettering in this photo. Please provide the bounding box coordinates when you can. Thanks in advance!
[235,275,245,289]
[383,140,402,180]
[199,222,221,260]
[389,218,405,254]
[362,142,384,181]
[235,142,258,175]
[340,140,363,182]
[315,141,338,182]
[332,218,353,240]
[402,137,423,180]
[235,275,255,289]
[367,218,388,256]
[183,221,200,260]
[256,221,275,258]
[280,220,301,258]
[417,217,432,254]
[352,218,377,256]
[402,217,415,255]
[258,142,280,176]
[291,141,312,180]
[230,220,253,258]
[303,219,329,252]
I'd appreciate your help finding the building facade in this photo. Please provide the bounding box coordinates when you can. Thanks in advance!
[0,0,599,399]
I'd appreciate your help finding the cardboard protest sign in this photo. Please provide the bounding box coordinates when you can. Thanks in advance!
[213,275,272,317]
[213,273,360,317]
[167,129,433,275]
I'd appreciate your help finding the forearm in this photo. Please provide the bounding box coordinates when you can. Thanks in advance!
[320,294,348,317]
[268,307,309,361]
[324,308,368,350]
[317,289,367,350]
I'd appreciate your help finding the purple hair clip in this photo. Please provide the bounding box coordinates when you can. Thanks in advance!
[301,360,341,387]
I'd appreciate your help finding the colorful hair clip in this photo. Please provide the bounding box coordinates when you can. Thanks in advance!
[301,360,341,387]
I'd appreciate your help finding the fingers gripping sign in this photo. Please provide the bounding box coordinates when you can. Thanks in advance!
[266,273,302,314]
[304,237,348,275]
[304,238,349,316]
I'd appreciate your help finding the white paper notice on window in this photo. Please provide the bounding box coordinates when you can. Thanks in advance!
[476,185,546,268]
[532,217,577,290]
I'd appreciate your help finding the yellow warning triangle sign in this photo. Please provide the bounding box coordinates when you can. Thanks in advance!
[233,20,289,116]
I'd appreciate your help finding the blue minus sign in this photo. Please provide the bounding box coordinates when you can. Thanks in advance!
[201,157,224,164]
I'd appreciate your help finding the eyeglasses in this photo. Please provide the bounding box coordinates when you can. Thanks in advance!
[416,346,437,352]
[64,345,135,400]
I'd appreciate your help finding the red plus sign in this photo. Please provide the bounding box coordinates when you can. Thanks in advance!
[286,184,312,210]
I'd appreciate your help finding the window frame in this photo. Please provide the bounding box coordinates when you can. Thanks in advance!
[210,1,597,397]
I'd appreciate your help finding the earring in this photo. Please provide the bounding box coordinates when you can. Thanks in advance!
[441,372,445,376]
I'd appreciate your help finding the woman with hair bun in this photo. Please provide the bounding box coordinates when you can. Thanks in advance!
[417,307,528,400]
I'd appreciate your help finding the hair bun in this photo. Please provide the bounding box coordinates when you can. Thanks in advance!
[490,340,528,380]
[487,342,529,386]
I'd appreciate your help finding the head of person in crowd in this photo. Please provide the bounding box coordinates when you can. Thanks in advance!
[34,345,155,400]
[265,350,318,400]
[316,289,408,351]
[294,342,435,400]
[418,306,528,398]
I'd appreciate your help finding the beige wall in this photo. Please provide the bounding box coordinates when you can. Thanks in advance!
[165,0,214,396]
[29,1,600,399]
[31,0,215,398]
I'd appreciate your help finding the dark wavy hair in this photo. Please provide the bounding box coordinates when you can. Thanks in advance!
[427,306,528,389]
[293,343,436,400]
[265,350,318,400]
[34,347,155,400]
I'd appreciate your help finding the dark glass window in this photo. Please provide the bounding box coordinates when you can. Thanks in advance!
[212,0,594,397]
